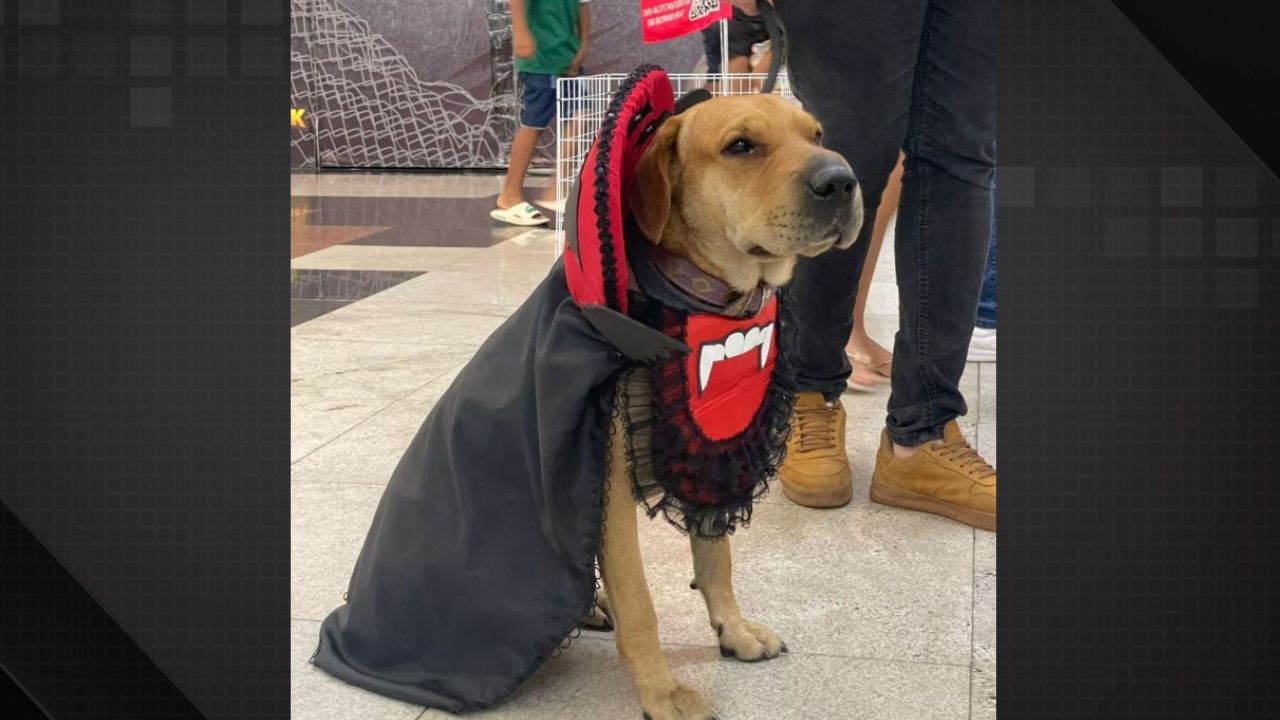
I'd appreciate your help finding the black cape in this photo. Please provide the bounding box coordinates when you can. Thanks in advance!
[313,261,626,712]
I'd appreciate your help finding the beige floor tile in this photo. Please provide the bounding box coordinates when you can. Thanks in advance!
[291,366,464,485]
[375,264,555,307]
[290,339,472,462]
[291,482,383,622]
[977,362,998,467]
[291,245,484,272]
[426,635,971,720]
[972,530,997,719]
[291,300,515,347]
[291,172,544,199]
[636,498,975,666]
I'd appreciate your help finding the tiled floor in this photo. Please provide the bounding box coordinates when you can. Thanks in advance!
[290,172,997,719]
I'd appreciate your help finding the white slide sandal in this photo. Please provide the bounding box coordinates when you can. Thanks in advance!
[490,202,550,227]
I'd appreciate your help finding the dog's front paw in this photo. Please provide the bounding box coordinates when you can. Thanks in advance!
[717,618,787,662]
[640,683,718,720]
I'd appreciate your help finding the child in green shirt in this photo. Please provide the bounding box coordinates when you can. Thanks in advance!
[491,0,591,226]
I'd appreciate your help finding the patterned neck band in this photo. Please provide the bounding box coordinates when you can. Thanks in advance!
[645,242,775,318]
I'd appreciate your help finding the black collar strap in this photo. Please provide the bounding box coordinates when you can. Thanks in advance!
[646,242,775,317]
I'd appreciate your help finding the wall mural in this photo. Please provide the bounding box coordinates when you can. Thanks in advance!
[291,0,702,170]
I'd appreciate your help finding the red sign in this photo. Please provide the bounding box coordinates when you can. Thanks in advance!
[640,0,732,44]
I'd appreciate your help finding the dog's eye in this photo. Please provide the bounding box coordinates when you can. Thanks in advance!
[814,129,824,145]
[723,138,755,156]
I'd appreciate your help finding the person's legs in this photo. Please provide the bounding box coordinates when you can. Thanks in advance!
[539,71,585,209]
[754,46,772,73]
[726,55,753,74]
[886,0,996,448]
[773,0,926,508]
[701,23,723,91]
[846,152,904,390]
[868,0,997,531]
[976,186,997,330]
[701,24,723,75]
[499,129,541,209]
[775,0,926,400]
[967,189,997,361]
[726,10,763,80]
[497,73,554,216]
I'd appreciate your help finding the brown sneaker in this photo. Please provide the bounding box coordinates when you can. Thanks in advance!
[870,420,996,531]
[778,392,853,508]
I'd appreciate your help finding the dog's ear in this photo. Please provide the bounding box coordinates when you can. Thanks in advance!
[630,115,683,244]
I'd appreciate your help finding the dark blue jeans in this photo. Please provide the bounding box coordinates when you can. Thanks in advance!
[977,188,997,329]
[776,0,996,446]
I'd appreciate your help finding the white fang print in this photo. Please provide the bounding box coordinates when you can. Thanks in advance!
[696,322,775,395]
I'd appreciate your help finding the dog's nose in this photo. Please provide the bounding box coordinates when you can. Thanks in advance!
[807,161,858,204]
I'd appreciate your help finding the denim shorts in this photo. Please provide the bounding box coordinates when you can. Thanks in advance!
[518,71,584,130]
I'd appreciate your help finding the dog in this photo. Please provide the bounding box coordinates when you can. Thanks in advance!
[596,93,862,720]
[311,86,862,718]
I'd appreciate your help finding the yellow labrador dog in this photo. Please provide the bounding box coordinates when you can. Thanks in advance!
[598,93,862,720]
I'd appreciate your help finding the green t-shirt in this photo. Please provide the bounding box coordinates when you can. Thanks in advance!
[514,0,586,76]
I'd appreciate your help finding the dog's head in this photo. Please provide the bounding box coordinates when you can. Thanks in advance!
[629,94,863,291]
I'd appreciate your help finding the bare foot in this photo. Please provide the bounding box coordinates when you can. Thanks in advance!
[495,193,526,211]
[846,332,892,375]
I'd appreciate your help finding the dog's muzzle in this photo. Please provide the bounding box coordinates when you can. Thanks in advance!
[803,156,861,248]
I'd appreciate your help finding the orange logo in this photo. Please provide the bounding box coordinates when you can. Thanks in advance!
[291,108,306,129]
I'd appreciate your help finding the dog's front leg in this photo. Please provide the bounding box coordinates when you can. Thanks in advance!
[690,534,787,662]
[600,427,717,720]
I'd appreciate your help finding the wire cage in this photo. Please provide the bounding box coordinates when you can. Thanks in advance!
[552,71,797,255]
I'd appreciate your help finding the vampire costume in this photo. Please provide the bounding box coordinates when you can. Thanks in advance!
[312,65,797,713]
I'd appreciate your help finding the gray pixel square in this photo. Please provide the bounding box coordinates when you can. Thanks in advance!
[130,86,172,128]
[1274,219,1280,257]
[1047,167,1090,206]
[240,35,282,78]
[19,0,59,25]
[19,35,60,77]
[1161,269,1202,309]
[1214,269,1257,309]
[1103,167,1149,206]
[186,35,227,77]
[130,0,170,25]
[1103,217,1148,258]
[998,166,1035,207]
[1213,167,1258,207]
[131,36,172,77]
[74,36,117,78]
[1160,167,1202,207]
[1159,218,1201,258]
[242,0,284,26]
[1214,218,1258,258]
[188,0,226,26]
